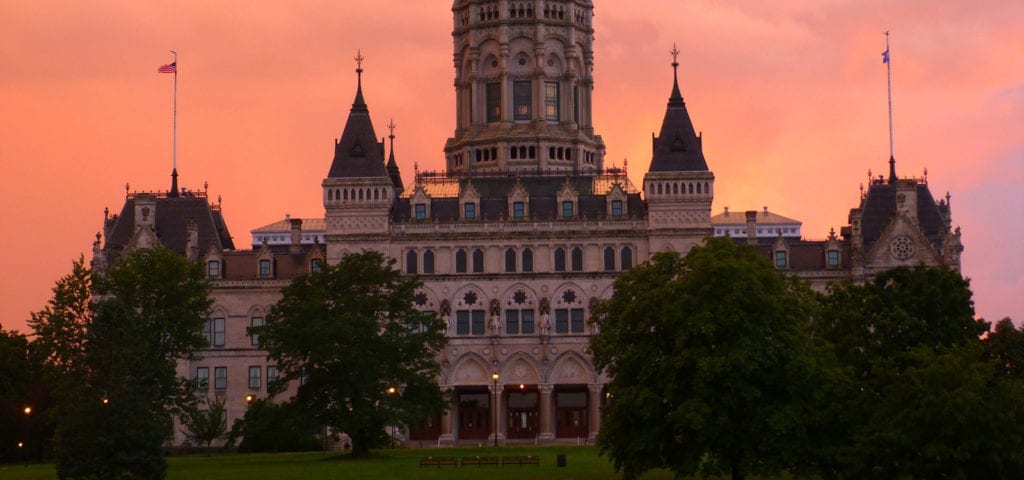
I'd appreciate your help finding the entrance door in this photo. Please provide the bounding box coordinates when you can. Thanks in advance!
[555,390,589,438]
[506,390,539,439]
[458,392,490,440]
[408,415,441,441]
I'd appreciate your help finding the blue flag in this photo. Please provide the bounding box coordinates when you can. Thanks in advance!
[881,49,890,64]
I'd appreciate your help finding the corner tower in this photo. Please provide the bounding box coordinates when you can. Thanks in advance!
[322,54,396,260]
[643,47,715,252]
[445,0,604,174]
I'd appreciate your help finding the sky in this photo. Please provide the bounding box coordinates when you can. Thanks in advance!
[1,0,1021,334]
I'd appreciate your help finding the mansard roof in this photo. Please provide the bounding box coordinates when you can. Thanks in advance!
[648,60,709,173]
[858,179,949,250]
[326,66,388,179]
[103,192,234,257]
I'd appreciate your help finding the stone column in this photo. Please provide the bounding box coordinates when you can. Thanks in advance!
[490,383,504,444]
[538,384,554,440]
[588,383,603,442]
[439,391,455,445]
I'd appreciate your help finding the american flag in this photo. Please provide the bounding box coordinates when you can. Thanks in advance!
[158,62,176,73]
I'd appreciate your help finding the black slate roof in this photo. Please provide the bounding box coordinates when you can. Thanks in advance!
[858,181,949,250]
[648,65,709,173]
[326,72,388,179]
[104,195,235,257]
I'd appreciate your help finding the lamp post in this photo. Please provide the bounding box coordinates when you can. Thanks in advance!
[22,406,31,466]
[387,386,397,448]
[491,373,500,448]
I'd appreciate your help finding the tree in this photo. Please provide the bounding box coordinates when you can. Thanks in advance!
[30,248,212,479]
[227,399,322,453]
[257,251,447,456]
[180,396,228,449]
[590,238,822,480]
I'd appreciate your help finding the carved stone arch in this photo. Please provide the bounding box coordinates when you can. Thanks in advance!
[478,42,502,75]
[542,50,565,77]
[551,282,586,309]
[452,284,488,310]
[445,352,493,386]
[209,305,230,319]
[547,351,597,384]
[413,286,440,312]
[501,283,538,309]
[663,243,676,252]
[500,353,543,385]
[246,305,266,318]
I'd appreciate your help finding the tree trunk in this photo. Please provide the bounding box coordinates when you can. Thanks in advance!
[350,439,370,457]
[731,463,744,480]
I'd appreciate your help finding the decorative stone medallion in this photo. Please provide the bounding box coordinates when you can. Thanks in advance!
[890,235,915,260]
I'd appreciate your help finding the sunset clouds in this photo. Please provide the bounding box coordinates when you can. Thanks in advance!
[1,0,1021,332]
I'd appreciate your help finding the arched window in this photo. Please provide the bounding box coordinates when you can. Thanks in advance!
[522,248,533,272]
[554,247,566,272]
[571,247,583,271]
[472,248,484,273]
[621,247,633,270]
[327,189,333,201]
[423,250,435,274]
[343,189,348,200]
[455,249,467,273]
[688,183,694,194]
[673,183,679,195]
[603,247,615,271]
[704,182,710,194]
[406,250,418,274]
[505,248,517,273]
[696,183,702,194]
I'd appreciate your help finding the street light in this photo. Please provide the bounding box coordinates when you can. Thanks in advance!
[491,373,500,448]
[22,405,31,465]
[387,386,397,448]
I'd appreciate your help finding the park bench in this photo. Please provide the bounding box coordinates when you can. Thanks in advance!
[501,455,540,467]
[419,456,458,468]
[461,455,499,467]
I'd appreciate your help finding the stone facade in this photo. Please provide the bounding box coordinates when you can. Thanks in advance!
[95,0,962,447]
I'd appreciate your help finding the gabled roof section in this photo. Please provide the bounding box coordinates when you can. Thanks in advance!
[648,48,709,173]
[858,179,948,250]
[104,193,234,258]
[327,54,388,179]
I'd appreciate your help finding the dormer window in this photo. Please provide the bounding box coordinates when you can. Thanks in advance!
[259,259,272,277]
[774,251,788,269]
[207,260,220,279]
[512,202,524,219]
[311,258,323,273]
[464,203,476,220]
[561,201,574,218]
[611,200,623,218]
[827,249,840,268]
[415,204,426,220]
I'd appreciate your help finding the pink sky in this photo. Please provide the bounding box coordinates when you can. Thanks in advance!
[2,1,1021,334]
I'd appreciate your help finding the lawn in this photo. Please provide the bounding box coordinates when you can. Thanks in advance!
[0,446,679,480]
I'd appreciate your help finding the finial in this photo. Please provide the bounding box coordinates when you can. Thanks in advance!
[125,183,130,195]
[623,158,628,171]
[867,169,872,182]
[414,162,419,177]
[204,181,209,192]
[923,167,928,183]
[829,227,837,239]
[104,206,109,220]
[355,50,364,73]
[860,183,864,197]
[888,155,897,184]
[217,194,222,205]
[670,43,680,68]
[387,118,396,139]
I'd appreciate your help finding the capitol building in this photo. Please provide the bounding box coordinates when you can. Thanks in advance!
[95,0,963,446]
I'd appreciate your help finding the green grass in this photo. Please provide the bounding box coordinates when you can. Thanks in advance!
[0,446,679,480]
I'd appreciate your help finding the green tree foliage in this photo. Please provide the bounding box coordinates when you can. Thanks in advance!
[813,267,1024,478]
[30,248,212,479]
[180,397,228,449]
[257,251,447,456]
[590,238,821,480]
[986,317,1024,377]
[228,399,322,453]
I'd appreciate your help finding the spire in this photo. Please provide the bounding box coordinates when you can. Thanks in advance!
[669,43,683,106]
[887,155,897,184]
[352,50,368,113]
[648,44,708,173]
[326,51,387,179]
[386,119,404,193]
[169,168,180,197]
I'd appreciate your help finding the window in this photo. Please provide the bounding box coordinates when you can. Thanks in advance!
[505,248,516,273]
[512,201,524,219]
[561,201,574,218]
[423,250,435,274]
[456,249,467,273]
[207,260,220,279]
[214,367,227,390]
[414,203,426,220]
[554,248,566,272]
[406,250,418,274]
[259,259,272,277]
[505,309,535,335]
[464,203,476,220]
[196,367,209,391]
[621,247,633,270]
[513,80,532,120]
[201,320,211,345]
[248,366,261,390]
[545,82,559,121]
[573,85,579,124]
[267,365,279,383]
[456,310,486,336]
[522,248,533,272]
[555,308,585,334]
[827,250,840,267]
[571,247,583,272]
[603,247,615,271]
[472,249,484,273]
[775,251,788,269]
[310,258,323,273]
[486,82,501,122]
[611,200,623,218]
[208,318,225,347]
[250,317,264,346]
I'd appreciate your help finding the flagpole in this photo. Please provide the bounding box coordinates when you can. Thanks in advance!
[885,32,894,161]
[171,50,177,174]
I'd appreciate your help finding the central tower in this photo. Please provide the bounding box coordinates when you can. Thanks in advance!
[445,0,604,174]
